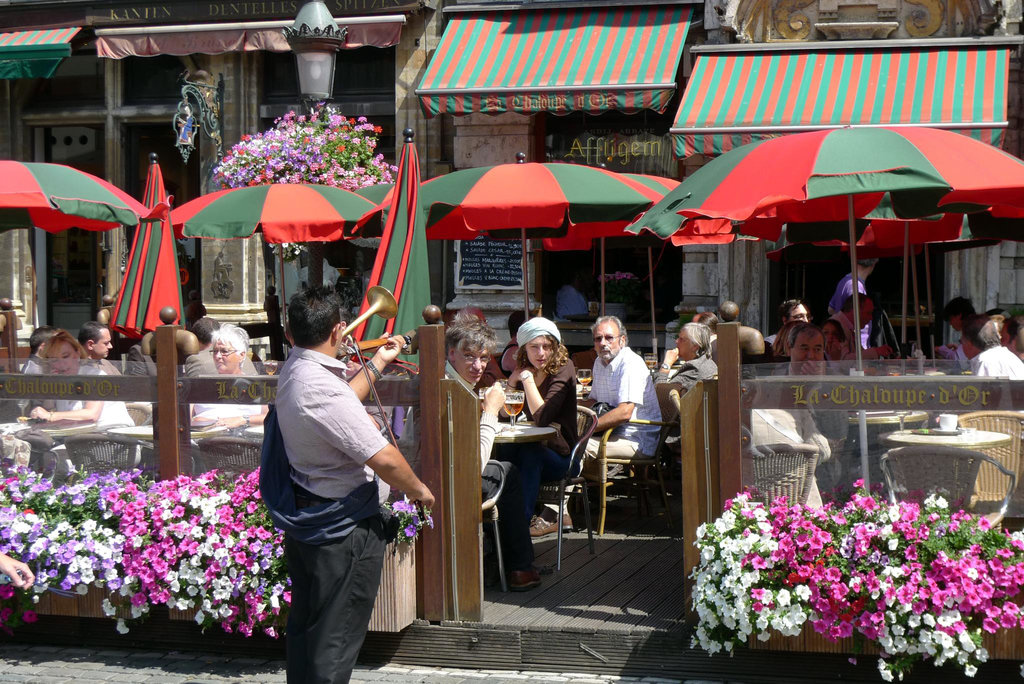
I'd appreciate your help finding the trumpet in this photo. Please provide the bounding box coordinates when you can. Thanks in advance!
[339,286,398,340]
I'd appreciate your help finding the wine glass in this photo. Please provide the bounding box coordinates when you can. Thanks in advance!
[644,353,658,371]
[504,390,525,430]
[576,369,592,395]
[895,410,910,432]
[263,360,279,376]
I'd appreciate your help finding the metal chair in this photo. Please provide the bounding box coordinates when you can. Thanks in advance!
[63,432,141,476]
[536,406,599,570]
[881,445,1016,525]
[482,459,511,592]
[742,441,820,506]
[193,436,261,478]
[957,411,1024,516]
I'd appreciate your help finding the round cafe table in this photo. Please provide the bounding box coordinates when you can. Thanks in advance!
[881,429,1012,450]
[492,424,556,444]
[847,410,928,427]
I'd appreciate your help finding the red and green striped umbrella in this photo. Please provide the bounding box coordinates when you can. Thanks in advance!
[630,127,1024,241]
[352,131,431,343]
[0,160,151,232]
[171,183,378,243]
[111,155,184,338]
[418,162,678,240]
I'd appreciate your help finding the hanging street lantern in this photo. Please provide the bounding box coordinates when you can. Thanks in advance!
[283,0,347,107]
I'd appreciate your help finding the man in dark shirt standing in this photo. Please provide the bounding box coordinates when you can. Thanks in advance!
[275,286,434,684]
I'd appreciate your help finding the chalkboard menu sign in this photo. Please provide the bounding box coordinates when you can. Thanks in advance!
[456,236,523,289]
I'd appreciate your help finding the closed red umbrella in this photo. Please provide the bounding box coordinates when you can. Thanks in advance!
[111,154,184,337]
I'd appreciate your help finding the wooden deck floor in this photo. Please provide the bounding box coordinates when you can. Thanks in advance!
[481,495,684,634]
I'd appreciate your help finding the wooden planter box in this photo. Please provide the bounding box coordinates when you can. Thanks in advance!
[34,585,128,619]
[166,541,417,633]
[748,624,1024,661]
[368,541,416,633]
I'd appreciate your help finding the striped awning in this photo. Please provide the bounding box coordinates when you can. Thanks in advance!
[672,39,1017,158]
[0,27,81,80]
[417,5,692,117]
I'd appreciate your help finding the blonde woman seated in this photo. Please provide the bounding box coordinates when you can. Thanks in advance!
[190,324,268,429]
[29,330,132,430]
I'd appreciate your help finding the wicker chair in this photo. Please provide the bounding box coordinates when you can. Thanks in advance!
[536,406,599,570]
[193,437,261,478]
[125,402,153,426]
[742,442,820,506]
[881,445,1016,525]
[957,411,1024,516]
[585,407,674,536]
[63,433,141,476]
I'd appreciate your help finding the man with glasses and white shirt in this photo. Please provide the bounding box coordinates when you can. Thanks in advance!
[583,316,660,468]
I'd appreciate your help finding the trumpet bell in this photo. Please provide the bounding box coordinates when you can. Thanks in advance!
[366,286,398,319]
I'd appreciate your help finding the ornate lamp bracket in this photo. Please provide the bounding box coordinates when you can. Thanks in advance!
[173,71,225,164]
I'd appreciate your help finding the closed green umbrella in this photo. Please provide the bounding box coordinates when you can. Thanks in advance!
[111,154,184,337]
[352,131,430,343]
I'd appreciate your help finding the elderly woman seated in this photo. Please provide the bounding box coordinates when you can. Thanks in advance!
[191,324,268,429]
[29,329,132,430]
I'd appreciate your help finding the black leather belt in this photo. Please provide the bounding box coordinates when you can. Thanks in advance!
[293,484,332,509]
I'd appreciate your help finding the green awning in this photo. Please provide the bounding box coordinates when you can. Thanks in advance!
[671,38,1018,158]
[417,5,692,117]
[0,27,81,80]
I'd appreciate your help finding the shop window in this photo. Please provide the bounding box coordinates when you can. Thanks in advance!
[38,125,106,331]
[124,55,187,105]
[544,111,678,178]
[32,53,104,105]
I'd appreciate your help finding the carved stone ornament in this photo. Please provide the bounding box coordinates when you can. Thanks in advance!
[713,0,1005,42]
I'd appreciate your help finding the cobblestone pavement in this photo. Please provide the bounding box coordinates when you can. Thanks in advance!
[0,645,711,684]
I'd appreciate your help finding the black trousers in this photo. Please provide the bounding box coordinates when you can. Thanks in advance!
[285,516,385,684]
[482,460,534,572]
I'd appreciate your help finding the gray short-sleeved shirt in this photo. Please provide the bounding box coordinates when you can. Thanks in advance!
[276,346,390,500]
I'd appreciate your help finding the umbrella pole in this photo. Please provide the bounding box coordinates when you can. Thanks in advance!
[911,243,923,356]
[847,196,863,371]
[901,222,909,350]
[600,237,606,317]
[924,244,935,361]
[521,228,530,316]
[648,247,657,357]
[847,196,869,491]
[279,248,287,329]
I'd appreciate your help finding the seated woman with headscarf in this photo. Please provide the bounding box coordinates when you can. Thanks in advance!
[496,317,578,532]
[190,324,268,429]
[29,330,132,430]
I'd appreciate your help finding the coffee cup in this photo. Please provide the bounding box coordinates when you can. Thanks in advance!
[938,414,958,432]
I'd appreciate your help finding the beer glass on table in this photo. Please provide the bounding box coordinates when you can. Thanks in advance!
[504,390,525,429]
[576,369,592,396]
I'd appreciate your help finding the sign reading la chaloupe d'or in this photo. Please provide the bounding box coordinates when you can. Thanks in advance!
[744,376,1024,412]
[88,0,421,25]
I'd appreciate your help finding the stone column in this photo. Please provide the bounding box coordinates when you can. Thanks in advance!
[196,53,268,329]
[717,240,767,331]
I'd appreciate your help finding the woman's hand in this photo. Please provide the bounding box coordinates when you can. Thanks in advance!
[215,416,247,429]
[29,407,52,422]
[517,367,546,387]
[661,348,679,370]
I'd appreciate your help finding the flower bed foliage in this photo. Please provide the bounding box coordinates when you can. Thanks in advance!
[692,488,1024,681]
[0,468,432,638]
